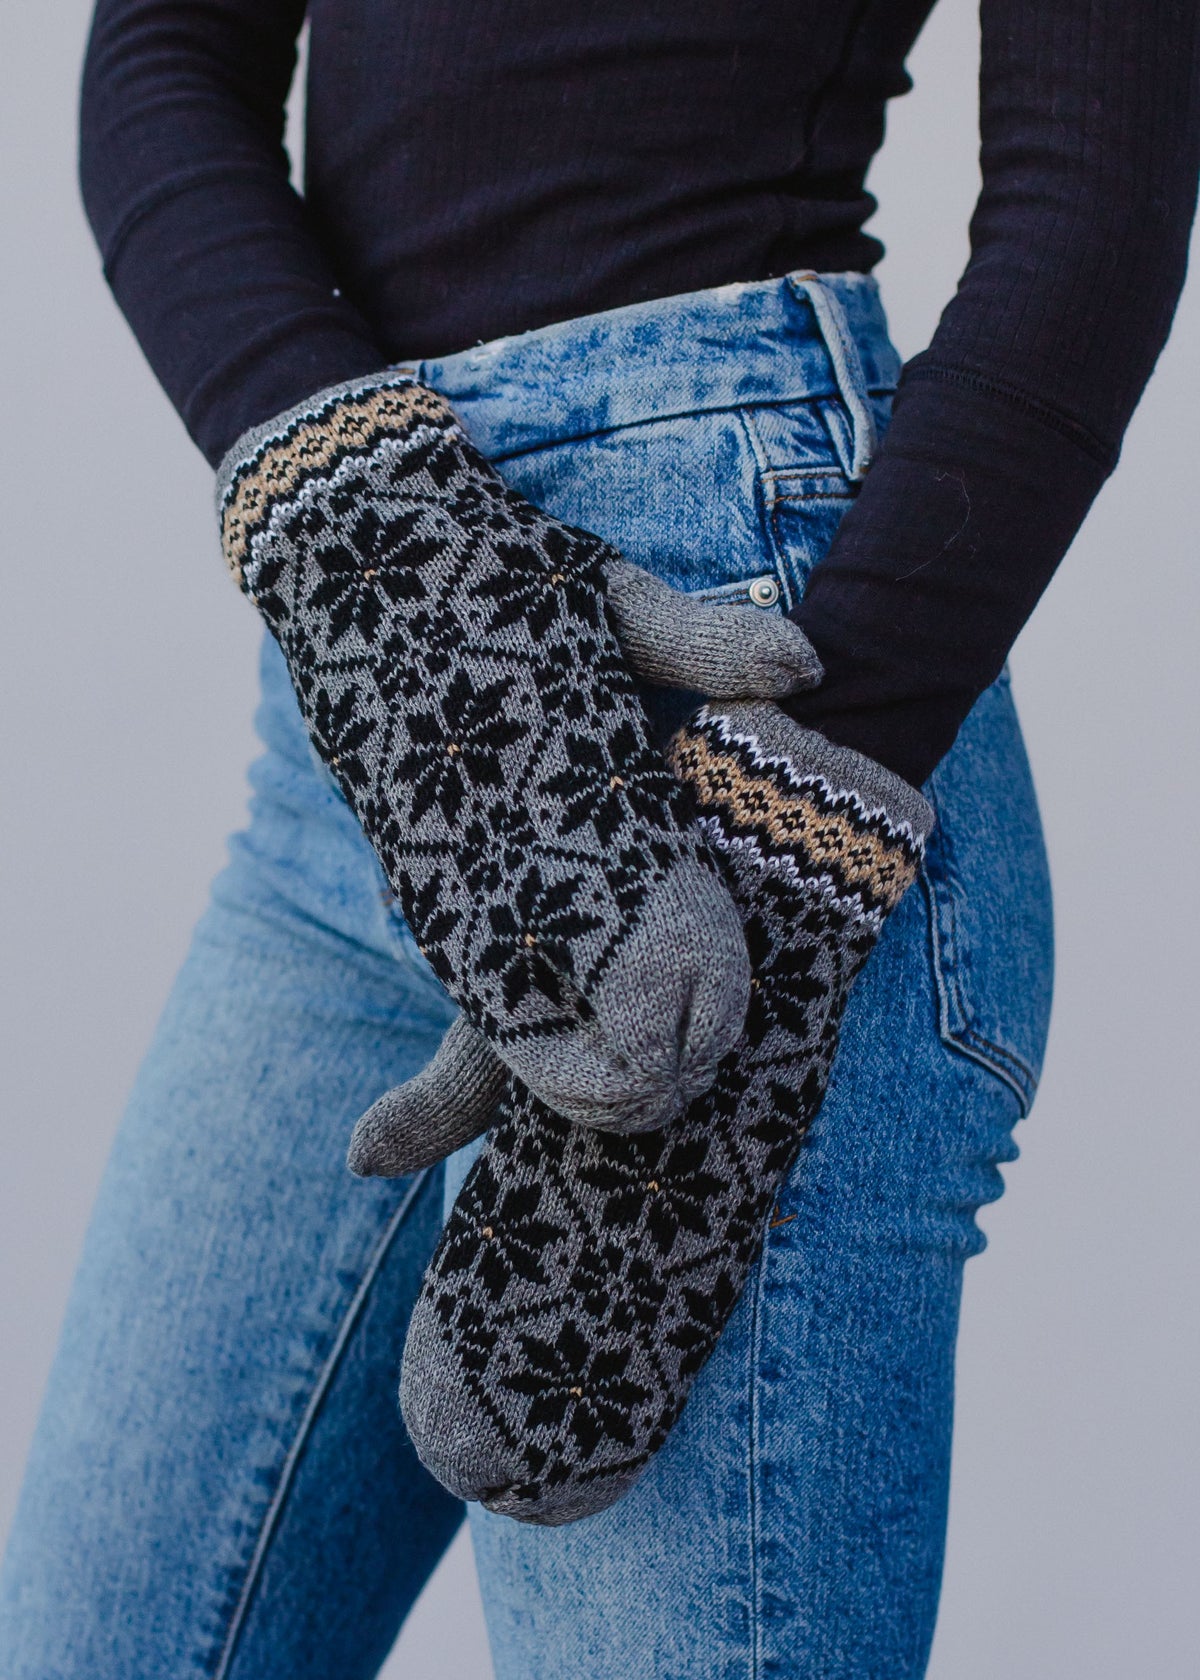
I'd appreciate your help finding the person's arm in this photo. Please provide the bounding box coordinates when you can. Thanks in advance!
[786,0,1200,787]
[79,0,386,465]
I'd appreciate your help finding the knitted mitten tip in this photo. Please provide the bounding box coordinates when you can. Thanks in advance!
[600,556,823,698]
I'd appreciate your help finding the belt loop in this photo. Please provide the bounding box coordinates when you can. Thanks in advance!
[789,273,877,481]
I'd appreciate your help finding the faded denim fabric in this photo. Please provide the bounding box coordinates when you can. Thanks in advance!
[0,274,1053,1680]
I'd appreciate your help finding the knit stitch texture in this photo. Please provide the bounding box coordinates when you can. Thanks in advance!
[218,373,757,1131]
[398,705,933,1523]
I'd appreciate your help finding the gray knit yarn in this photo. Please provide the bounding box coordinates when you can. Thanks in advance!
[394,707,933,1524]
[219,374,819,1132]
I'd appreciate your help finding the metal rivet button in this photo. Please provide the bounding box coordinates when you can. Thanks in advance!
[748,576,781,608]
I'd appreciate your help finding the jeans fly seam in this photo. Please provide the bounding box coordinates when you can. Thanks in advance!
[210,1169,433,1680]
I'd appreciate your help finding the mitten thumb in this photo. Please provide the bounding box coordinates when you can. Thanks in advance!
[603,557,822,697]
[347,1016,505,1178]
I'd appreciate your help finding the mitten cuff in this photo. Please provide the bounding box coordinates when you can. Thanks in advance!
[668,701,934,920]
[215,371,457,587]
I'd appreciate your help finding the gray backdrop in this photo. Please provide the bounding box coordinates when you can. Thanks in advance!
[2,2,1197,1675]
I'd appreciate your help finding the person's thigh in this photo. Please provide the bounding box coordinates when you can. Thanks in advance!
[454,673,1052,1680]
[0,637,463,1680]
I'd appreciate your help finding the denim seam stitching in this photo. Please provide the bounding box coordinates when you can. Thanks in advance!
[790,280,878,478]
[925,860,1039,1110]
[739,404,772,479]
[934,862,1040,1104]
[739,409,799,618]
[949,1027,1037,1107]
[771,487,855,505]
[761,465,854,484]
[920,855,1039,1116]
[210,1169,432,1680]
[481,391,890,466]
[812,396,858,481]
[747,1216,769,1680]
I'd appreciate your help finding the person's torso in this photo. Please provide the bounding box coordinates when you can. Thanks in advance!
[303,0,937,360]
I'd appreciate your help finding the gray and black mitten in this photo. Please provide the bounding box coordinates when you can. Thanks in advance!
[363,704,932,1524]
[218,373,821,1131]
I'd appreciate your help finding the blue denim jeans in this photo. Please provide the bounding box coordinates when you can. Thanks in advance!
[0,274,1053,1679]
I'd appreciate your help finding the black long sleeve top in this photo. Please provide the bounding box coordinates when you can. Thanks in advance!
[78,0,1200,785]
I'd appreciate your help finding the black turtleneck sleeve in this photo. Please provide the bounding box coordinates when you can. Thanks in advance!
[785,0,1200,782]
[78,0,386,465]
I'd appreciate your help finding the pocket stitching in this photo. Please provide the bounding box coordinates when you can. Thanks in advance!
[767,470,857,497]
[737,407,804,613]
[922,788,1041,1116]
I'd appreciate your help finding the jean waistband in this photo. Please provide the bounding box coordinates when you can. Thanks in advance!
[414,271,900,481]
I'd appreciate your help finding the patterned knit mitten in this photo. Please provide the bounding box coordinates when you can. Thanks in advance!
[393,703,933,1524]
[218,373,820,1133]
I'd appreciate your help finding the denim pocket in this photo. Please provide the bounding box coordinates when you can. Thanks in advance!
[921,674,1054,1113]
[739,400,859,609]
[766,470,857,605]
